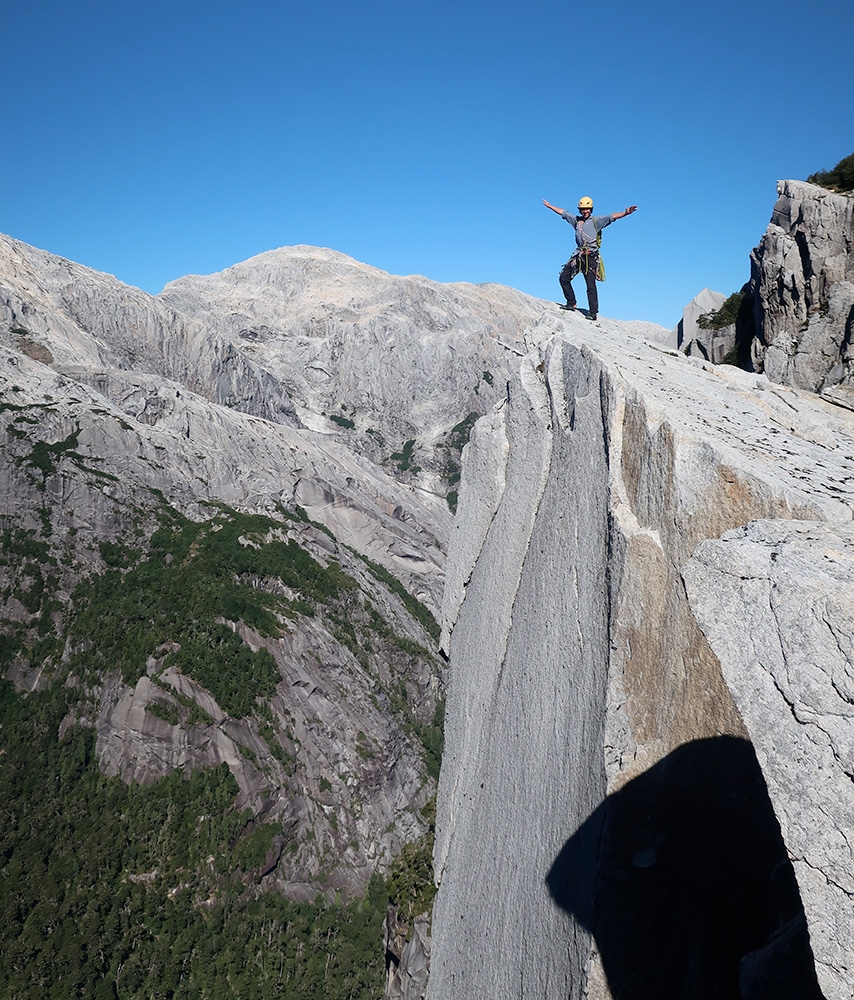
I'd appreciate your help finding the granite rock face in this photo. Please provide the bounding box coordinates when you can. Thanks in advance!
[385,908,431,1000]
[430,316,854,998]
[158,246,553,492]
[1,230,668,986]
[750,179,854,390]
[685,521,854,997]
[0,346,445,900]
[684,519,854,998]
[673,287,737,363]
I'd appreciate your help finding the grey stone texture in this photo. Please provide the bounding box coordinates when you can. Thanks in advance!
[750,180,854,391]
[430,316,854,999]
[685,519,854,997]
[673,286,737,363]
[385,908,431,1000]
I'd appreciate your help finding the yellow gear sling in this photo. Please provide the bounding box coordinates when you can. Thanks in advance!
[578,230,606,281]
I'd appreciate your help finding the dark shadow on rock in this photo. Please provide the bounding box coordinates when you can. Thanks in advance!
[734,283,757,371]
[547,736,824,999]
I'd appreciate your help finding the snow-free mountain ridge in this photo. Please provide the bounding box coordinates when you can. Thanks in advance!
[2,174,853,998]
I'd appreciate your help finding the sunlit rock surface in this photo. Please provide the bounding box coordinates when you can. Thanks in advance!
[750,180,854,391]
[429,315,853,999]
[673,286,737,363]
[685,520,854,997]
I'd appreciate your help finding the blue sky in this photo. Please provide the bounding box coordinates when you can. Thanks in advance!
[3,0,852,328]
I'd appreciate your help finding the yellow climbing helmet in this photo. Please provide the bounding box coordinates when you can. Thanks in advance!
[578,196,594,209]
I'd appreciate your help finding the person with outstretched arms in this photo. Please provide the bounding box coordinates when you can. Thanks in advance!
[542,196,637,320]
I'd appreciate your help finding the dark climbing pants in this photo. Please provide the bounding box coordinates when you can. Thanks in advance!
[559,251,599,316]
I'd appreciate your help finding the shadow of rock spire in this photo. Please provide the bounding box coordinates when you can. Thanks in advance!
[547,736,824,999]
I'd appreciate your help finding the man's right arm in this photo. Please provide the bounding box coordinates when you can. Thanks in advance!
[542,199,567,216]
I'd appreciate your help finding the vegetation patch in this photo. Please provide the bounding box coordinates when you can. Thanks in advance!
[697,291,745,331]
[15,427,86,484]
[390,438,420,474]
[0,526,62,633]
[807,151,854,193]
[0,678,394,1000]
[231,820,278,871]
[387,687,445,782]
[441,411,478,513]
[386,823,437,920]
[147,700,181,726]
[64,507,358,717]
[258,720,296,774]
[0,488,445,998]
[351,550,439,642]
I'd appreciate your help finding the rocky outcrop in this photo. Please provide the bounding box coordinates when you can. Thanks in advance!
[673,287,737,363]
[749,179,854,390]
[429,318,854,998]
[685,520,854,997]
[385,908,431,1000]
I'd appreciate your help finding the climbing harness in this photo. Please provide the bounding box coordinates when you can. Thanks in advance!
[566,231,606,282]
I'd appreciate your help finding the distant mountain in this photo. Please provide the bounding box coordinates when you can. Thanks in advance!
[1,234,602,998]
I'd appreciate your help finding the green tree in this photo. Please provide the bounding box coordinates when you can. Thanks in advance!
[808,151,854,192]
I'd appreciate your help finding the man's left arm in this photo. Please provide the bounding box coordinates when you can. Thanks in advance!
[611,205,638,220]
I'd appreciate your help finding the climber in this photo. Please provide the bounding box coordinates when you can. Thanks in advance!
[542,196,637,320]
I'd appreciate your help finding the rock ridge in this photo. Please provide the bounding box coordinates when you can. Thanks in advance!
[430,317,854,998]
[749,179,854,391]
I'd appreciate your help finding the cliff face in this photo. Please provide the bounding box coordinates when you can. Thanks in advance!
[0,231,670,994]
[673,287,737,364]
[3,232,529,903]
[750,179,854,392]
[0,333,446,903]
[429,322,854,998]
[6,217,854,996]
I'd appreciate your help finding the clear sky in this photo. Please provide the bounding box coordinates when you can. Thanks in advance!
[3,0,852,329]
